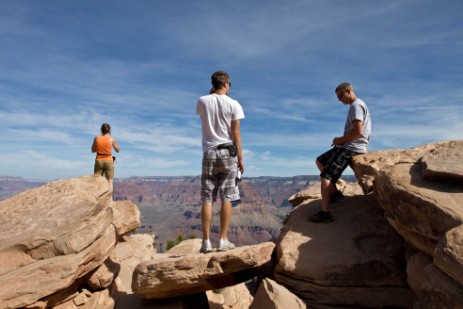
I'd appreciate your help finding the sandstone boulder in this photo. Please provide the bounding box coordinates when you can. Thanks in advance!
[374,163,463,256]
[51,288,115,309]
[206,283,253,309]
[407,252,463,309]
[0,175,141,309]
[275,196,414,308]
[421,140,463,184]
[110,233,157,294]
[0,176,117,308]
[132,242,275,299]
[112,200,140,236]
[249,278,306,309]
[85,258,120,290]
[288,179,363,207]
[434,224,463,287]
[351,141,449,194]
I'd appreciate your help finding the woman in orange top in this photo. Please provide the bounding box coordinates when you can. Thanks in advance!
[91,123,120,192]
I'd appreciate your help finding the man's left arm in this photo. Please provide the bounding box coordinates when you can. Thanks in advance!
[332,120,363,146]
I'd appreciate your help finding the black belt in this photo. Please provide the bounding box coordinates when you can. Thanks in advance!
[217,143,233,150]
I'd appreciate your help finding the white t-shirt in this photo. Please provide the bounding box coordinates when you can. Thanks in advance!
[196,94,245,152]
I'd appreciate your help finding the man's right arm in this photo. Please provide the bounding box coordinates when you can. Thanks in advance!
[231,119,244,174]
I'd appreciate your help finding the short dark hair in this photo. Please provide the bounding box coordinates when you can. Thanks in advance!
[335,82,353,93]
[101,123,111,135]
[211,71,230,90]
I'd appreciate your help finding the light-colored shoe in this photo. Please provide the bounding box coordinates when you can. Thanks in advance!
[217,239,235,251]
[200,239,212,253]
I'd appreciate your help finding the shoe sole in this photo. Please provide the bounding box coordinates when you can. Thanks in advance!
[217,248,234,252]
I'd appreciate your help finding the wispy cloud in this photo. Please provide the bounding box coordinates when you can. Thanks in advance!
[0,1,462,179]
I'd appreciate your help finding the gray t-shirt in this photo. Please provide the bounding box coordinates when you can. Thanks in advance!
[342,98,371,153]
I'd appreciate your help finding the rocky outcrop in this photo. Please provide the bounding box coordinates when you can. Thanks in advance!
[116,238,257,309]
[288,178,363,207]
[421,140,463,183]
[0,175,142,309]
[277,140,463,308]
[351,141,448,194]
[132,242,275,299]
[407,252,463,309]
[249,278,306,309]
[375,162,463,255]
[207,283,253,309]
[276,195,414,308]
[366,141,463,307]
[1,140,461,309]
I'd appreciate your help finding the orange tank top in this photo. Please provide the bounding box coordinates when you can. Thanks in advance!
[95,135,113,160]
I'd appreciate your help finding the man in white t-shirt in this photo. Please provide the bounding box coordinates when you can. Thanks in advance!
[309,82,371,223]
[196,71,245,252]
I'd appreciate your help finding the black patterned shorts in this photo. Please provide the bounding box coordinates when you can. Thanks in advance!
[201,148,240,203]
[317,147,357,181]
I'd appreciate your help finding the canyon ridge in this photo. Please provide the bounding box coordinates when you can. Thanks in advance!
[0,175,356,252]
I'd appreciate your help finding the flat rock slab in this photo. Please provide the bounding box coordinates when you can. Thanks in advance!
[375,163,463,256]
[421,140,463,184]
[351,141,450,194]
[275,196,414,308]
[132,242,275,299]
[0,176,115,308]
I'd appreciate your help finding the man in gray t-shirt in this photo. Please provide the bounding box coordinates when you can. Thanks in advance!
[309,82,371,223]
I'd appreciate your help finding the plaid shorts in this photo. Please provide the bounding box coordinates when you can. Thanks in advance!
[201,147,240,203]
[317,147,358,182]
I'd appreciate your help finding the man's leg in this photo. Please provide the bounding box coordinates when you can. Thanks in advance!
[217,199,235,251]
[309,154,337,223]
[219,201,232,240]
[201,202,213,240]
[316,159,334,212]
[316,159,336,195]
[320,177,332,212]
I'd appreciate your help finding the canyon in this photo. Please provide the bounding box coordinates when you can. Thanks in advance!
[0,174,356,252]
[1,140,461,308]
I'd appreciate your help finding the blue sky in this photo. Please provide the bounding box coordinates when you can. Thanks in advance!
[0,0,462,180]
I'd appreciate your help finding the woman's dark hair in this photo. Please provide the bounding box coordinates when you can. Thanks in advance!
[101,123,111,135]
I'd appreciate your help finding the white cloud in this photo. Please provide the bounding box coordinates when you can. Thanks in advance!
[0,0,462,180]
[1,129,72,144]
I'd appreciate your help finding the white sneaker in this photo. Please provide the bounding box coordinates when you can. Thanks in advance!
[200,239,212,253]
[217,239,235,251]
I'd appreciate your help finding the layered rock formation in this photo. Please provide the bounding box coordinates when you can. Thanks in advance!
[1,140,461,309]
[276,195,414,308]
[275,140,463,308]
[0,175,144,309]
[0,176,287,309]
[132,241,275,299]
[357,140,463,308]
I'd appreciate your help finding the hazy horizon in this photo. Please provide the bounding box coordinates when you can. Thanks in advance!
[1,174,359,182]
